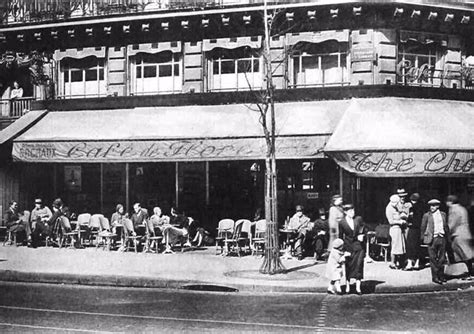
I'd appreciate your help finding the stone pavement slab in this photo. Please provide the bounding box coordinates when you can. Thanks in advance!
[0,245,472,293]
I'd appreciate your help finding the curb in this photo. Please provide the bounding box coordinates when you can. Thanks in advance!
[1,269,472,294]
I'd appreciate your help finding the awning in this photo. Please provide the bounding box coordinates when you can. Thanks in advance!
[0,109,48,145]
[12,100,348,163]
[324,98,474,177]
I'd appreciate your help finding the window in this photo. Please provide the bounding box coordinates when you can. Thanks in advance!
[398,43,440,86]
[209,48,262,91]
[60,57,106,98]
[291,42,348,87]
[132,52,182,95]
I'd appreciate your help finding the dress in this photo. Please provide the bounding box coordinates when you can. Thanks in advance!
[405,201,425,259]
[386,203,405,255]
[339,216,366,280]
[448,204,474,262]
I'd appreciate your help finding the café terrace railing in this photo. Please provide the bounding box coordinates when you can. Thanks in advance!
[0,97,33,118]
[0,0,278,25]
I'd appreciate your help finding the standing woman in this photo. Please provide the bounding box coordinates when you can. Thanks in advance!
[328,195,344,251]
[386,194,406,269]
[339,204,366,295]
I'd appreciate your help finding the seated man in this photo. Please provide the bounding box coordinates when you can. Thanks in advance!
[30,198,53,247]
[287,205,311,260]
[131,202,148,231]
[4,201,31,245]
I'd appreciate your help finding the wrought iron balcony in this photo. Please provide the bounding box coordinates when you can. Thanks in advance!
[0,0,269,25]
[0,97,34,118]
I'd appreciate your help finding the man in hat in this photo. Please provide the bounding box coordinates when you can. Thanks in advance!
[287,205,311,260]
[446,195,474,280]
[421,199,449,284]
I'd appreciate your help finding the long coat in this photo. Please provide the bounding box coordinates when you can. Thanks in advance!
[448,204,474,262]
[339,216,366,280]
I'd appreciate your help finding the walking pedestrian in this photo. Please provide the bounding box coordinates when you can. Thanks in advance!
[326,238,350,295]
[421,199,448,285]
[446,195,474,280]
[339,204,366,295]
[328,194,343,251]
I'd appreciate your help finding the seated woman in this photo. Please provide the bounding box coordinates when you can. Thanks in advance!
[162,207,189,253]
[188,217,206,247]
[110,204,126,235]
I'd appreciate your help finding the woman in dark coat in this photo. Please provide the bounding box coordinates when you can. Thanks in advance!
[405,193,425,270]
[339,204,366,295]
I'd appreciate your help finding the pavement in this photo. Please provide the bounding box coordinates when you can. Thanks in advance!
[0,244,473,294]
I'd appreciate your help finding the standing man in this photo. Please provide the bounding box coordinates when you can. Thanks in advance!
[328,195,344,250]
[446,195,474,280]
[421,199,449,285]
[405,193,424,270]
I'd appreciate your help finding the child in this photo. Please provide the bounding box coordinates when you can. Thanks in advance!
[326,238,349,295]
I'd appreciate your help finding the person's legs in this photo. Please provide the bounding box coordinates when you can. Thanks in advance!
[327,280,336,294]
[355,279,362,294]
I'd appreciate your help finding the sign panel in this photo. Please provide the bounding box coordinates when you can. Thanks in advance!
[351,46,375,62]
[329,151,474,177]
[12,136,329,163]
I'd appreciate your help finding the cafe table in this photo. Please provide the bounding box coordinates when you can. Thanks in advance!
[279,228,297,260]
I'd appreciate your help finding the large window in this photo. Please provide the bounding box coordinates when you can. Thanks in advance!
[131,52,182,95]
[290,42,349,87]
[60,57,106,98]
[208,48,262,91]
[398,43,441,86]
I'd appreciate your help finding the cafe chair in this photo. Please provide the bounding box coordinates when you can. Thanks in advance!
[144,219,163,253]
[374,224,391,262]
[215,219,234,255]
[122,218,140,253]
[76,213,91,246]
[251,219,267,256]
[58,216,79,249]
[97,216,117,251]
[88,214,103,247]
[227,219,252,256]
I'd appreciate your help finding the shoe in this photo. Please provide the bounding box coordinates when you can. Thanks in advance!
[440,277,447,283]
[432,279,444,285]
[356,290,363,295]
[389,264,397,270]
[327,288,336,295]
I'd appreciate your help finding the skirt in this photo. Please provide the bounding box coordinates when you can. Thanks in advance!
[390,225,406,255]
[405,227,421,259]
[345,248,365,280]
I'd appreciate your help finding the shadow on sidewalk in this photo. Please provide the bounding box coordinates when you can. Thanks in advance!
[283,262,318,274]
[361,280,385,294]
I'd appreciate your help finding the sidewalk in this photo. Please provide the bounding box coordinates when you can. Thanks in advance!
[0,245,472,294]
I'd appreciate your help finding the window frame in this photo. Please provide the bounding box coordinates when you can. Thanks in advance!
[60,57,106,99]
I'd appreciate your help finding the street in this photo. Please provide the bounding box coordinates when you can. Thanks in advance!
[0,282,472,333]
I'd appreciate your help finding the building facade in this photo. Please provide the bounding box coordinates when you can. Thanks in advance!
[1,0,473,228]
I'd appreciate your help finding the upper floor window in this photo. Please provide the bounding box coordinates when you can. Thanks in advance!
[131,52,182,95]
[208,48,262,91]
[290,41,349,88]
[60,57,106,99]
[397,43,441,86]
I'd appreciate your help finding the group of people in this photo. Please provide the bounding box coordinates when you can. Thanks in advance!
[110,203,206,252]
[3,198,206,252]
[385,189,474,284]
[4,198,73,248]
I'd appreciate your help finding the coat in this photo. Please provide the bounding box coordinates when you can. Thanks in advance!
[339,216,366,280]
[420,210,448,245]
[448,204,474,262]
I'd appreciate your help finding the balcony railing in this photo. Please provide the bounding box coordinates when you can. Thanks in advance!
[0,0,271,25]
[0,97,34,117]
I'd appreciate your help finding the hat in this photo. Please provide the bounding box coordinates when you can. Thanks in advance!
[446,195,459,204]
[295,205,304,212]
[333,238,344,250]
[390,194,400,203]
[34,198,42,204]
[409,193,420,201]
[428,199,441,206]
[342,204,354,211]
[397,188,408,197]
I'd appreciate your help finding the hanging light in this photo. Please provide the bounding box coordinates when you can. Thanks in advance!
[285,12,294,22]
[161,22,169,30]
[330,9,338,19]
[181,20,189,29]
[141,23,150,32]
[460,15,470,24]
[307,10,316,20]
[34,32,42,41]
[222,15,230,26]
[243,14,251,25]
[411,10,421,19]
[393,8,404,17]
[353,7,362,16]
[104,26,112,35]
[201,18,209,28]
[444,13,454,22]
[85,28,93,37]
[123,25,130,34]
[428,12,438,20]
